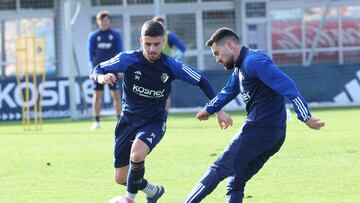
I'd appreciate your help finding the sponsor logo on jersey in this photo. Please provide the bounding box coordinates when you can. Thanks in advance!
[161,73,169,83]
[97,42,112,49]
[238,69,245,92]
[132,84,165,98]
[241,91,251,103]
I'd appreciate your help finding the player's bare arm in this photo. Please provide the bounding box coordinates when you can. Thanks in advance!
[196,108,211,121]
[196,108,233,129]
[96,73,117,85]
[305,117,325,130]
[215,111,233,129]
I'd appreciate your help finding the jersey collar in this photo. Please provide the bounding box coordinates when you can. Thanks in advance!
[235,46,249,68]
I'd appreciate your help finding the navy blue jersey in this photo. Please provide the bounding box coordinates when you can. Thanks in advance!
[88,29,123,68]
[93,50,215,121]
[206,47,311,129]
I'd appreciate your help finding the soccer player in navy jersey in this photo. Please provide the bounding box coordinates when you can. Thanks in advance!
[88,10,123,130]
[183,28,325,203]
[93,21,232,203]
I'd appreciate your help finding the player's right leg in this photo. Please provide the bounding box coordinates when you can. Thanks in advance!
[126,119,167,202]
[183,123,285,203]
[90,82,104,130]
[225,126,286,202]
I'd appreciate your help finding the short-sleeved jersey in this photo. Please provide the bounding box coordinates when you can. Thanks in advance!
[206,47,311,129]
[88,29,123,68]
[94,50,209,121]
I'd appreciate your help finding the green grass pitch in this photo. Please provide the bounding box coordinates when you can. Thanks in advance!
[0,108,359,202]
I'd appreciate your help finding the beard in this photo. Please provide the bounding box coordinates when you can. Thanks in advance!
[146,52,161,63]
[222,61,234,70]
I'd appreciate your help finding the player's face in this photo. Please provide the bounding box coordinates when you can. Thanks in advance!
[97,17,111,30]
[211,41,234,70]
[141,36,165,63]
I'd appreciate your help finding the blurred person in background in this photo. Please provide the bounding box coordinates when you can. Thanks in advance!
[88,10,123,130]
[183,27,325,202]
[152,16,187,112]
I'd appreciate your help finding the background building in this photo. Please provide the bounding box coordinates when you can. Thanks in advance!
[0,0,359,120]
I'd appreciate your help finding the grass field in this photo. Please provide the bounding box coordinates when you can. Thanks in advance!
[1,108,359,203]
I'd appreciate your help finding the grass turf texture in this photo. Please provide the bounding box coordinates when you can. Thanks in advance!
[0,108,359,202]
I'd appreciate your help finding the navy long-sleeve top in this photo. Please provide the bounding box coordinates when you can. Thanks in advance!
[88,29,123,69]
[206,47,311,129]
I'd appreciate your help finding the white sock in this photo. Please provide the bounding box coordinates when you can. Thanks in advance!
[141,182,158,197]
[126,192,136,200]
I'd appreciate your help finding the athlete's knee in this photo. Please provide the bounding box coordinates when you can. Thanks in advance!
[114,173,127,185]
[209,164,229,180]
[130,152,145,163]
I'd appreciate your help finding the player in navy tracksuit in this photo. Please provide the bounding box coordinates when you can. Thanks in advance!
[93,21,230,203]
[88,10,123,130]
[183,28,325,202]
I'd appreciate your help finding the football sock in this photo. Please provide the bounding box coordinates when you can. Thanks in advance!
[139,178,147,190]
[126,192,136,200]
[126,161,145,197]
[140,179,158,198]
[94,116,100,122]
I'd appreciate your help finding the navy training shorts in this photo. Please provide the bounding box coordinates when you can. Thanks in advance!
[113,115,167,168]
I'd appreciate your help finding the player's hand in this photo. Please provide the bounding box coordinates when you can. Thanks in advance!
[305,117,325,130]
[216,111,233,129]
[102,73,117,85]
[196,108,211,121]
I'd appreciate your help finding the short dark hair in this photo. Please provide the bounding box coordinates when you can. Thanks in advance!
[141,20,165,37]
[152,16,165,24]
[206,27,240,47]
[96,10,110,20]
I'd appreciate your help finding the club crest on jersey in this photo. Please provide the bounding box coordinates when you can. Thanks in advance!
[108,34,113,40]
[161,73,169,83]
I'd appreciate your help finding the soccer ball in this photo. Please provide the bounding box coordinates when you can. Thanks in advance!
[108,196,135,203]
